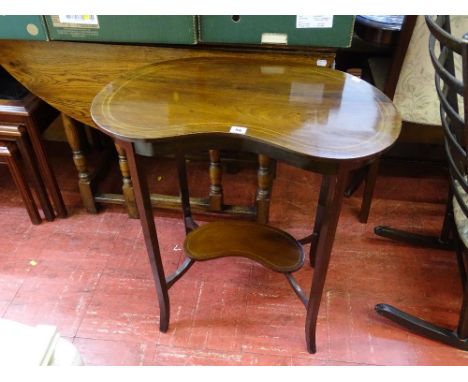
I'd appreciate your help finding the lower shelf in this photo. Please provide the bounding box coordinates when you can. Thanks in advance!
[184,220,304,273]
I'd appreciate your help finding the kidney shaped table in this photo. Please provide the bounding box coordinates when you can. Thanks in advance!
[91,56,401,353]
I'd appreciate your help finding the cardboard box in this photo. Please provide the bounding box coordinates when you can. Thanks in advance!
[45,15,197,44]
[0,16,49,40]
[199,15,355,48]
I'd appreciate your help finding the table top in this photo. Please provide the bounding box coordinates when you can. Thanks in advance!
[91,56,401,162]
[0,40,335,128]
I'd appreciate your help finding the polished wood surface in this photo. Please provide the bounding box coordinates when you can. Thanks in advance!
[0,40,334,128]
[91,57,401,162]
[184,220,304,273]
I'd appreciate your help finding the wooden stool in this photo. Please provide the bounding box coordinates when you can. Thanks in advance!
[0,140,42,225]
[0,68,67,218]
[0,123,55,222]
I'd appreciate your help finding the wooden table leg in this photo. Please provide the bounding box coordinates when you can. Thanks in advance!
[359,159,380,223]
[25,115,67,218]
[305,164,349,354]
[122,139,170,332]
[208,149,224,211]
[256,154,273,224]
[62,113,97,214]
[115,143,139,218]
[308,175,331,267]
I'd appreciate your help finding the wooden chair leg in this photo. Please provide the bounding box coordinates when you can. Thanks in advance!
[16,132,55,221]
[26,115,67,218]
[1,143,41,225]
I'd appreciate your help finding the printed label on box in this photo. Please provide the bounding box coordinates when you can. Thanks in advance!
[52,15,100,29]
[296,16,333,29]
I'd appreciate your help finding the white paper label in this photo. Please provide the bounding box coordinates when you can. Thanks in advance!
[230,126,248,134]
[296,15,333,29]
[316,59,328,67]
[261,33,288,44]
[58,15,99,25]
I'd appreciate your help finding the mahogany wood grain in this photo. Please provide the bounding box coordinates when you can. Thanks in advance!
[0,41,335,128]
[184,220,304,273]
[92,57,400,162]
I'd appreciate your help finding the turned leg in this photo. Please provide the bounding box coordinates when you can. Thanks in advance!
[256,154,273,224]
[305,165,349,354]
[115,143,139,218]
[122,139,170,332]
[208,149,223,211]
[62,113,97,214]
